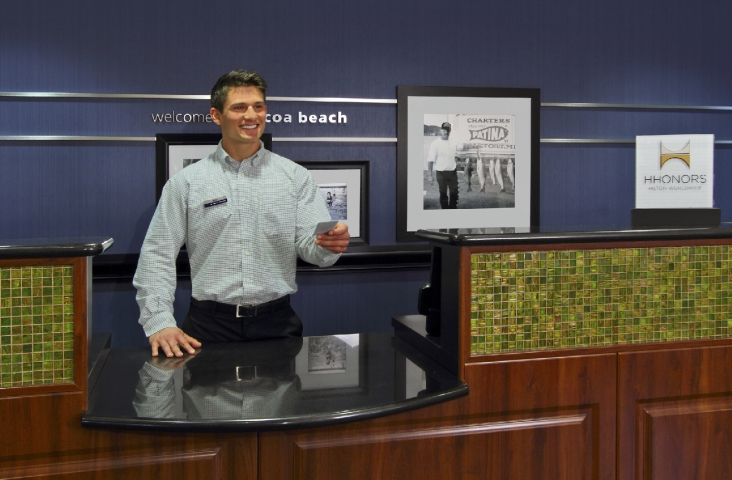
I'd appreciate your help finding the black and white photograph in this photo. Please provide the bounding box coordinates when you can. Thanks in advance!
[307,335,347,373]
[397,86,540,241]
[423,113,516,211]
[318,183,348,221]
[297,161,369,246]
[295,335,366,394]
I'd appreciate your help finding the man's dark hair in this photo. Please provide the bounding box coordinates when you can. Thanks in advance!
[210,70,268,111]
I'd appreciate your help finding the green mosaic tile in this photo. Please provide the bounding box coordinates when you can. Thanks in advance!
[0,264,74,387]
[470,246,732,355]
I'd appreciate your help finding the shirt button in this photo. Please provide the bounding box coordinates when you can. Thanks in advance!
[244,251,251,257]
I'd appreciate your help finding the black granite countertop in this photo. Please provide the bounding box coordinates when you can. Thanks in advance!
[416,223,732,246]
[82,332,467,432]
[0,237,114,259]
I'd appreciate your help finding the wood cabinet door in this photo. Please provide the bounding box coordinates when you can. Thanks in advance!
[618,345,732,480]
[0,431,257,480]
[260,353,616,480]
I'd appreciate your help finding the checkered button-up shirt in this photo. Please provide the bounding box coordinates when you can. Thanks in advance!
[133,142,339,336]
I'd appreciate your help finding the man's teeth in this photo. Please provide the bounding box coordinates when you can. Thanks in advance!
[241,125,257,129]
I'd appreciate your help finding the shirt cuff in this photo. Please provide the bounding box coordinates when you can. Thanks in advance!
[141,312,179,337]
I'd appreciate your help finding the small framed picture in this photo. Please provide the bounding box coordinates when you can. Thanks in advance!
[297,161,370,246]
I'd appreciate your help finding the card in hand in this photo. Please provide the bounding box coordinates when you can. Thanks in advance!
[313,221,339,235]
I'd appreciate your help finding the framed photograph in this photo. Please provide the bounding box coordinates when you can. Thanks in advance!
[295,334,367,397]
[396,86,540,242]
[155,133,272,201]
[296,161,369,246]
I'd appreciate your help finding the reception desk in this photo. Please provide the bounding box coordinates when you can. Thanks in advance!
[391,225,732,480]
[82,334,467,432]
[4,227,732,479]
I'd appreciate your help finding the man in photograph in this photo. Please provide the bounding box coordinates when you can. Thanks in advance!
[133,69,350,358]
[427,122,459,209]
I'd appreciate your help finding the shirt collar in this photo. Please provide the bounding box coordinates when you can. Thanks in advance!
[215,141,266,168]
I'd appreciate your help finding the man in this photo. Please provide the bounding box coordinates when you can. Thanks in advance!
[133,70,350,358]
[427,122,458,209]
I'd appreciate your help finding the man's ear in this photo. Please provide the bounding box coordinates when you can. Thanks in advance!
[210,107,222,126]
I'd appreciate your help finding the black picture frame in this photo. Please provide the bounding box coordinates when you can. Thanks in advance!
[296,160,370,247]
[396,86,540,242]
[155,133,272,202]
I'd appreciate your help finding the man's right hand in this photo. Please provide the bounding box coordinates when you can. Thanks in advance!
[149,327,201,358]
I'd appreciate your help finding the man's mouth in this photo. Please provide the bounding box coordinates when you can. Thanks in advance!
[240,124,258,130]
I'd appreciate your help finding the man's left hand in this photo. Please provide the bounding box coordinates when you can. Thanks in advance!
[315,222,350,253]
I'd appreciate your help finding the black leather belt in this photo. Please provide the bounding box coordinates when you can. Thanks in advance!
[191,296,289,318]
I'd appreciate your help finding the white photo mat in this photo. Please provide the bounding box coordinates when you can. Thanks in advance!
[406,96,533,231]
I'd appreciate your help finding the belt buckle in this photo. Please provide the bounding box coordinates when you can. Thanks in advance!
[236,366,257,380]
[236,304,257,317]
[236,303,257,318]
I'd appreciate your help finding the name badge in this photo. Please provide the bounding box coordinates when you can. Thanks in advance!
[204,197,228,208]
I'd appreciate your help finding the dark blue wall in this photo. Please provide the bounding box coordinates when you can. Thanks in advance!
[2,0,731,347]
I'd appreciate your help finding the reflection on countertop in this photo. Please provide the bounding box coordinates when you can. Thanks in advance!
[82,332,467,432]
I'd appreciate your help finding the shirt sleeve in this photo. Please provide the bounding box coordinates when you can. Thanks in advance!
[132,177,188,336]
[132,362,176,419]
[293,169,341,267]
[427,139,438,164]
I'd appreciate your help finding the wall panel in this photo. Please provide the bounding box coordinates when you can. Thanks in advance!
[1,0,731,344]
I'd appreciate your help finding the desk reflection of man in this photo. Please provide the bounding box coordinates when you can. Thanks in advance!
[133,338,302,420]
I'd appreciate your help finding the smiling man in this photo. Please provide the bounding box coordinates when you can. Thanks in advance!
[133,70,350,358]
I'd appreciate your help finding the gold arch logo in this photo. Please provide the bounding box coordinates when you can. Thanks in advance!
[660,141,691,168]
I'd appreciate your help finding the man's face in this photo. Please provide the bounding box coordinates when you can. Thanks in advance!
[210,86,267,152]
[440,128,450,140]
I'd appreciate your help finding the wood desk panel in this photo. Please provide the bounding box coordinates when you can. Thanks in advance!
[619,344,732,480]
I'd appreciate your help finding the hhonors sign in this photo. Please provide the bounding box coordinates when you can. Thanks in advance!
[635,134,714,208]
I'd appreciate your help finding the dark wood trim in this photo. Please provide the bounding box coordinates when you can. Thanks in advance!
[92,246,433,280]
[0,383,81,398]
[72,256,88,408]
[464,236,732,255]
[465,337,732,364]
[0,257,88,268]
[458,247,471,380]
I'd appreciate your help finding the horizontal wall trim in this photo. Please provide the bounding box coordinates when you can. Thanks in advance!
[541,102,732,111]
[0,92,211,100]
[0,92,396,104]
[1,92,731,111]
[275,137,397,142]
[0,135,155,142]
[1,136,731,145]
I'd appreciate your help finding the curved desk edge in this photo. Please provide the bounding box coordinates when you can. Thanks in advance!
[80,384,468,433]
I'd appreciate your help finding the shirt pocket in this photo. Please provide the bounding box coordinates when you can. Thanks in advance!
[189,196,232,244]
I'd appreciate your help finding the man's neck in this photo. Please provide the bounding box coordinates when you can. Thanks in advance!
[221,140,261,162]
